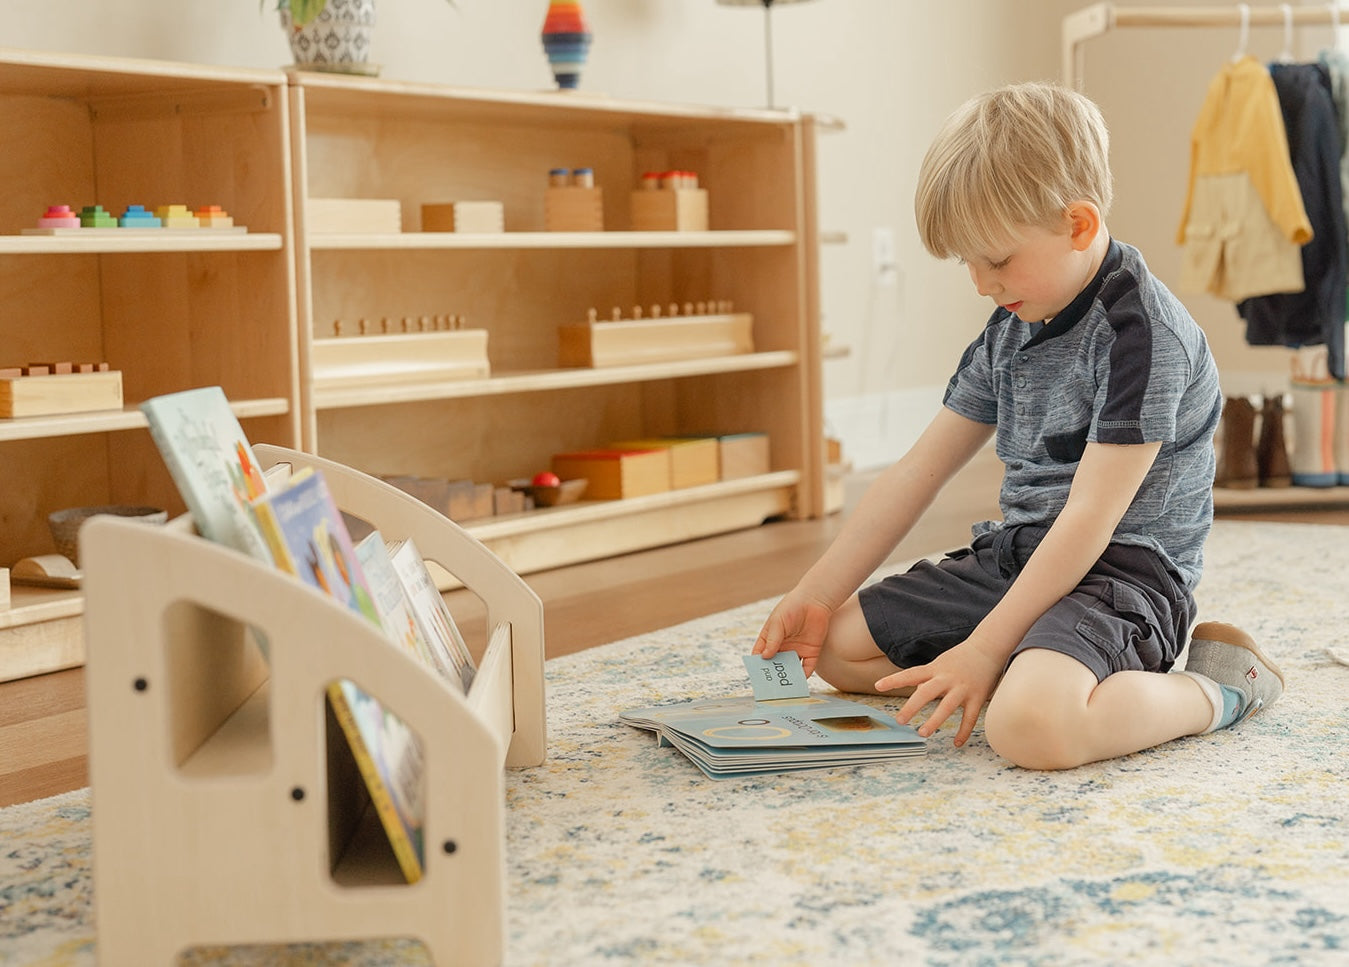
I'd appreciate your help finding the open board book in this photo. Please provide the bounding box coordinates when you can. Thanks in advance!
[621,653,926,779]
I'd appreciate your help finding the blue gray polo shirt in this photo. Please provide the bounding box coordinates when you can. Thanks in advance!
[943,239,1222,590]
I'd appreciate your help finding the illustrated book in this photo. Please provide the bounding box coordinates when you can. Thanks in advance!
[354,530,447,678]
[387,537,476,693]
[251,467,427,883]
[621,653,925,779]
[139,385,272,562]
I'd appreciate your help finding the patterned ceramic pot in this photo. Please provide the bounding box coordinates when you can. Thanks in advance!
[281,0,379,74]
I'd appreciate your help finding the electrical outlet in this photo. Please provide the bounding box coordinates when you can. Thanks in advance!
[872,227,898,286]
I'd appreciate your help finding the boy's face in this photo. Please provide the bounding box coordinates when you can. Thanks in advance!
[959,220,1095,324]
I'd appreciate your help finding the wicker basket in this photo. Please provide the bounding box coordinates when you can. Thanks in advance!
[48,505,167,567]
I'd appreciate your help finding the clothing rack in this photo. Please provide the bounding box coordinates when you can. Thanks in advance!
[1064,3,1348,88]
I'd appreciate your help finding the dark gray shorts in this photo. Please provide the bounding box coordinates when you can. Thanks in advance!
[858,524,1196,682]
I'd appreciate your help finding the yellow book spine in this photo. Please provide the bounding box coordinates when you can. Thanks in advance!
[325,681,424,884]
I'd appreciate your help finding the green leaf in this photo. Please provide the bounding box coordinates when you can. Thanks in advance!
[288,0,330,27]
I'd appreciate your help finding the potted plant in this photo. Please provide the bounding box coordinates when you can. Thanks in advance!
[270,0,455,74]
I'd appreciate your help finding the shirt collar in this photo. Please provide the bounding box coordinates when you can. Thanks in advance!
[1022,237,1122,349]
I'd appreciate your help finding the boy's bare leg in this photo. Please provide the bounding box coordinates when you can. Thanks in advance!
[811,596,912,696]
[983,648,1213,770]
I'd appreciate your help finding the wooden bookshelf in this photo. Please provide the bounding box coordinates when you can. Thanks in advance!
[287,72,826,577]
[0,49,299,683]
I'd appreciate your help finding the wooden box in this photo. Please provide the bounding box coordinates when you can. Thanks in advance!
[381,475,496,522]
[0,369,123,418]
[715,432,771,480]
[545,186,603,231]
[311,330,490,389]
[630,188,709,231]
[610,437,720,489]
[307,198,402,234]
[557,311,754,368]
[421,201,505,234]
[551,448,671,499]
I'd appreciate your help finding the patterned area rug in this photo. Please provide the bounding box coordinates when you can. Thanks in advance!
[3,520,1347,966]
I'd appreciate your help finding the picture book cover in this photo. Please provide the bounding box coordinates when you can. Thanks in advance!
[327,678,426,884]
[250,468,381,628]
[251,470,427,884]
[139,386,272,562]
[388,538,476,693]
[354,531,451,685]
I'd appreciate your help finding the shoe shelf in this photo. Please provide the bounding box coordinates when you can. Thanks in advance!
[1213,484,1349,511]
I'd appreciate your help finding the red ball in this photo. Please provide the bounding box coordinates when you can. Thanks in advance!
[532,471,561,488]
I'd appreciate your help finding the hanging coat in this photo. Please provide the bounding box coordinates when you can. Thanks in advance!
[1237,62,1347,380]
[1177,55,1312,303]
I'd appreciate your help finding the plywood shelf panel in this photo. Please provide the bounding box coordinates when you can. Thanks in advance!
[0,232,283,254]
[0,397,290,443]
[308,229,795,251]
[312,351,798,410]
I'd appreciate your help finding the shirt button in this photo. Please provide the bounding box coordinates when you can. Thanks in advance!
[1017,376,1027,388]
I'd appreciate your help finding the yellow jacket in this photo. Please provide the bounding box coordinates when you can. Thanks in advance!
[1177,56,1312,301]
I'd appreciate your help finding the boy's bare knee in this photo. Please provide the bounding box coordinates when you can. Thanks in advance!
[984,696,1086,771]
[813,651,881,695]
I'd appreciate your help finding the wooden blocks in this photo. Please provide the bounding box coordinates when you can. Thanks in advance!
[381,475,496,523]
[307,198,402,234]
[545,187,603,231]
[558,308,753,368]
[551,448,671,499]
[312,328,490,389]
[713,432,771,480]
[0,364,122,418]
[23,203,245,235]
[630,188,709,232]
[610,437,720,489]
[421,201,505,233]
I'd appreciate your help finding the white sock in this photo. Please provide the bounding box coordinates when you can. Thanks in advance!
[1176,670,1224,734]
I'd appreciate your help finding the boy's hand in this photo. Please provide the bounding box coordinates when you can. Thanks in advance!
[752,591,833,677]
[875,639,1004,747]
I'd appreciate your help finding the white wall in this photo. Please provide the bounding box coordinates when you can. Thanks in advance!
[5,0,1300,470]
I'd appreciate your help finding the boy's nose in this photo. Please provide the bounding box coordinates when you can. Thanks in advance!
[968,264,1000,297]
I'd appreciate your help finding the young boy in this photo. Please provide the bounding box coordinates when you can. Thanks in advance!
[753,82,1284,770]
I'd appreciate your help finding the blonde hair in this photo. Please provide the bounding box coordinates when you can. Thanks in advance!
[914,81,1113,260]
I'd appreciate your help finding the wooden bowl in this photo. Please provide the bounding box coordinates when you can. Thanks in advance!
[508,478,588,507]
[48,504,168,566]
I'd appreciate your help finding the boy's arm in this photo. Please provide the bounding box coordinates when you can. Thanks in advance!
[755,408,994,666]
[880,439,1162,743]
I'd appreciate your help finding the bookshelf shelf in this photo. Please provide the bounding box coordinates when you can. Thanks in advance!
[312,351,799,409]
[309,229,795,251]
[83,446,544,964]
[0,396,290,444]
[0,232,284,255]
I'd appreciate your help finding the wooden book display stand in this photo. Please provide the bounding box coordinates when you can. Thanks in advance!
[83,445,545,965]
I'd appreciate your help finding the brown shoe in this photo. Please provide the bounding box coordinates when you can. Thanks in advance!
[1214,396,1258,489]
[1257,393,1292,487]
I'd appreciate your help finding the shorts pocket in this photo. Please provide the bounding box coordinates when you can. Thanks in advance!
[1074,580,1167,671]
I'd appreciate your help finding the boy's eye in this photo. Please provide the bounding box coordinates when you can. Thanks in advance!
[989,257,1011,270]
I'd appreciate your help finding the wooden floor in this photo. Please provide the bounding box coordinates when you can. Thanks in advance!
[3,446,1348,808]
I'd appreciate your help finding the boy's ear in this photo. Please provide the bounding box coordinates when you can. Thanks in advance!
[1066,202,1101,251]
